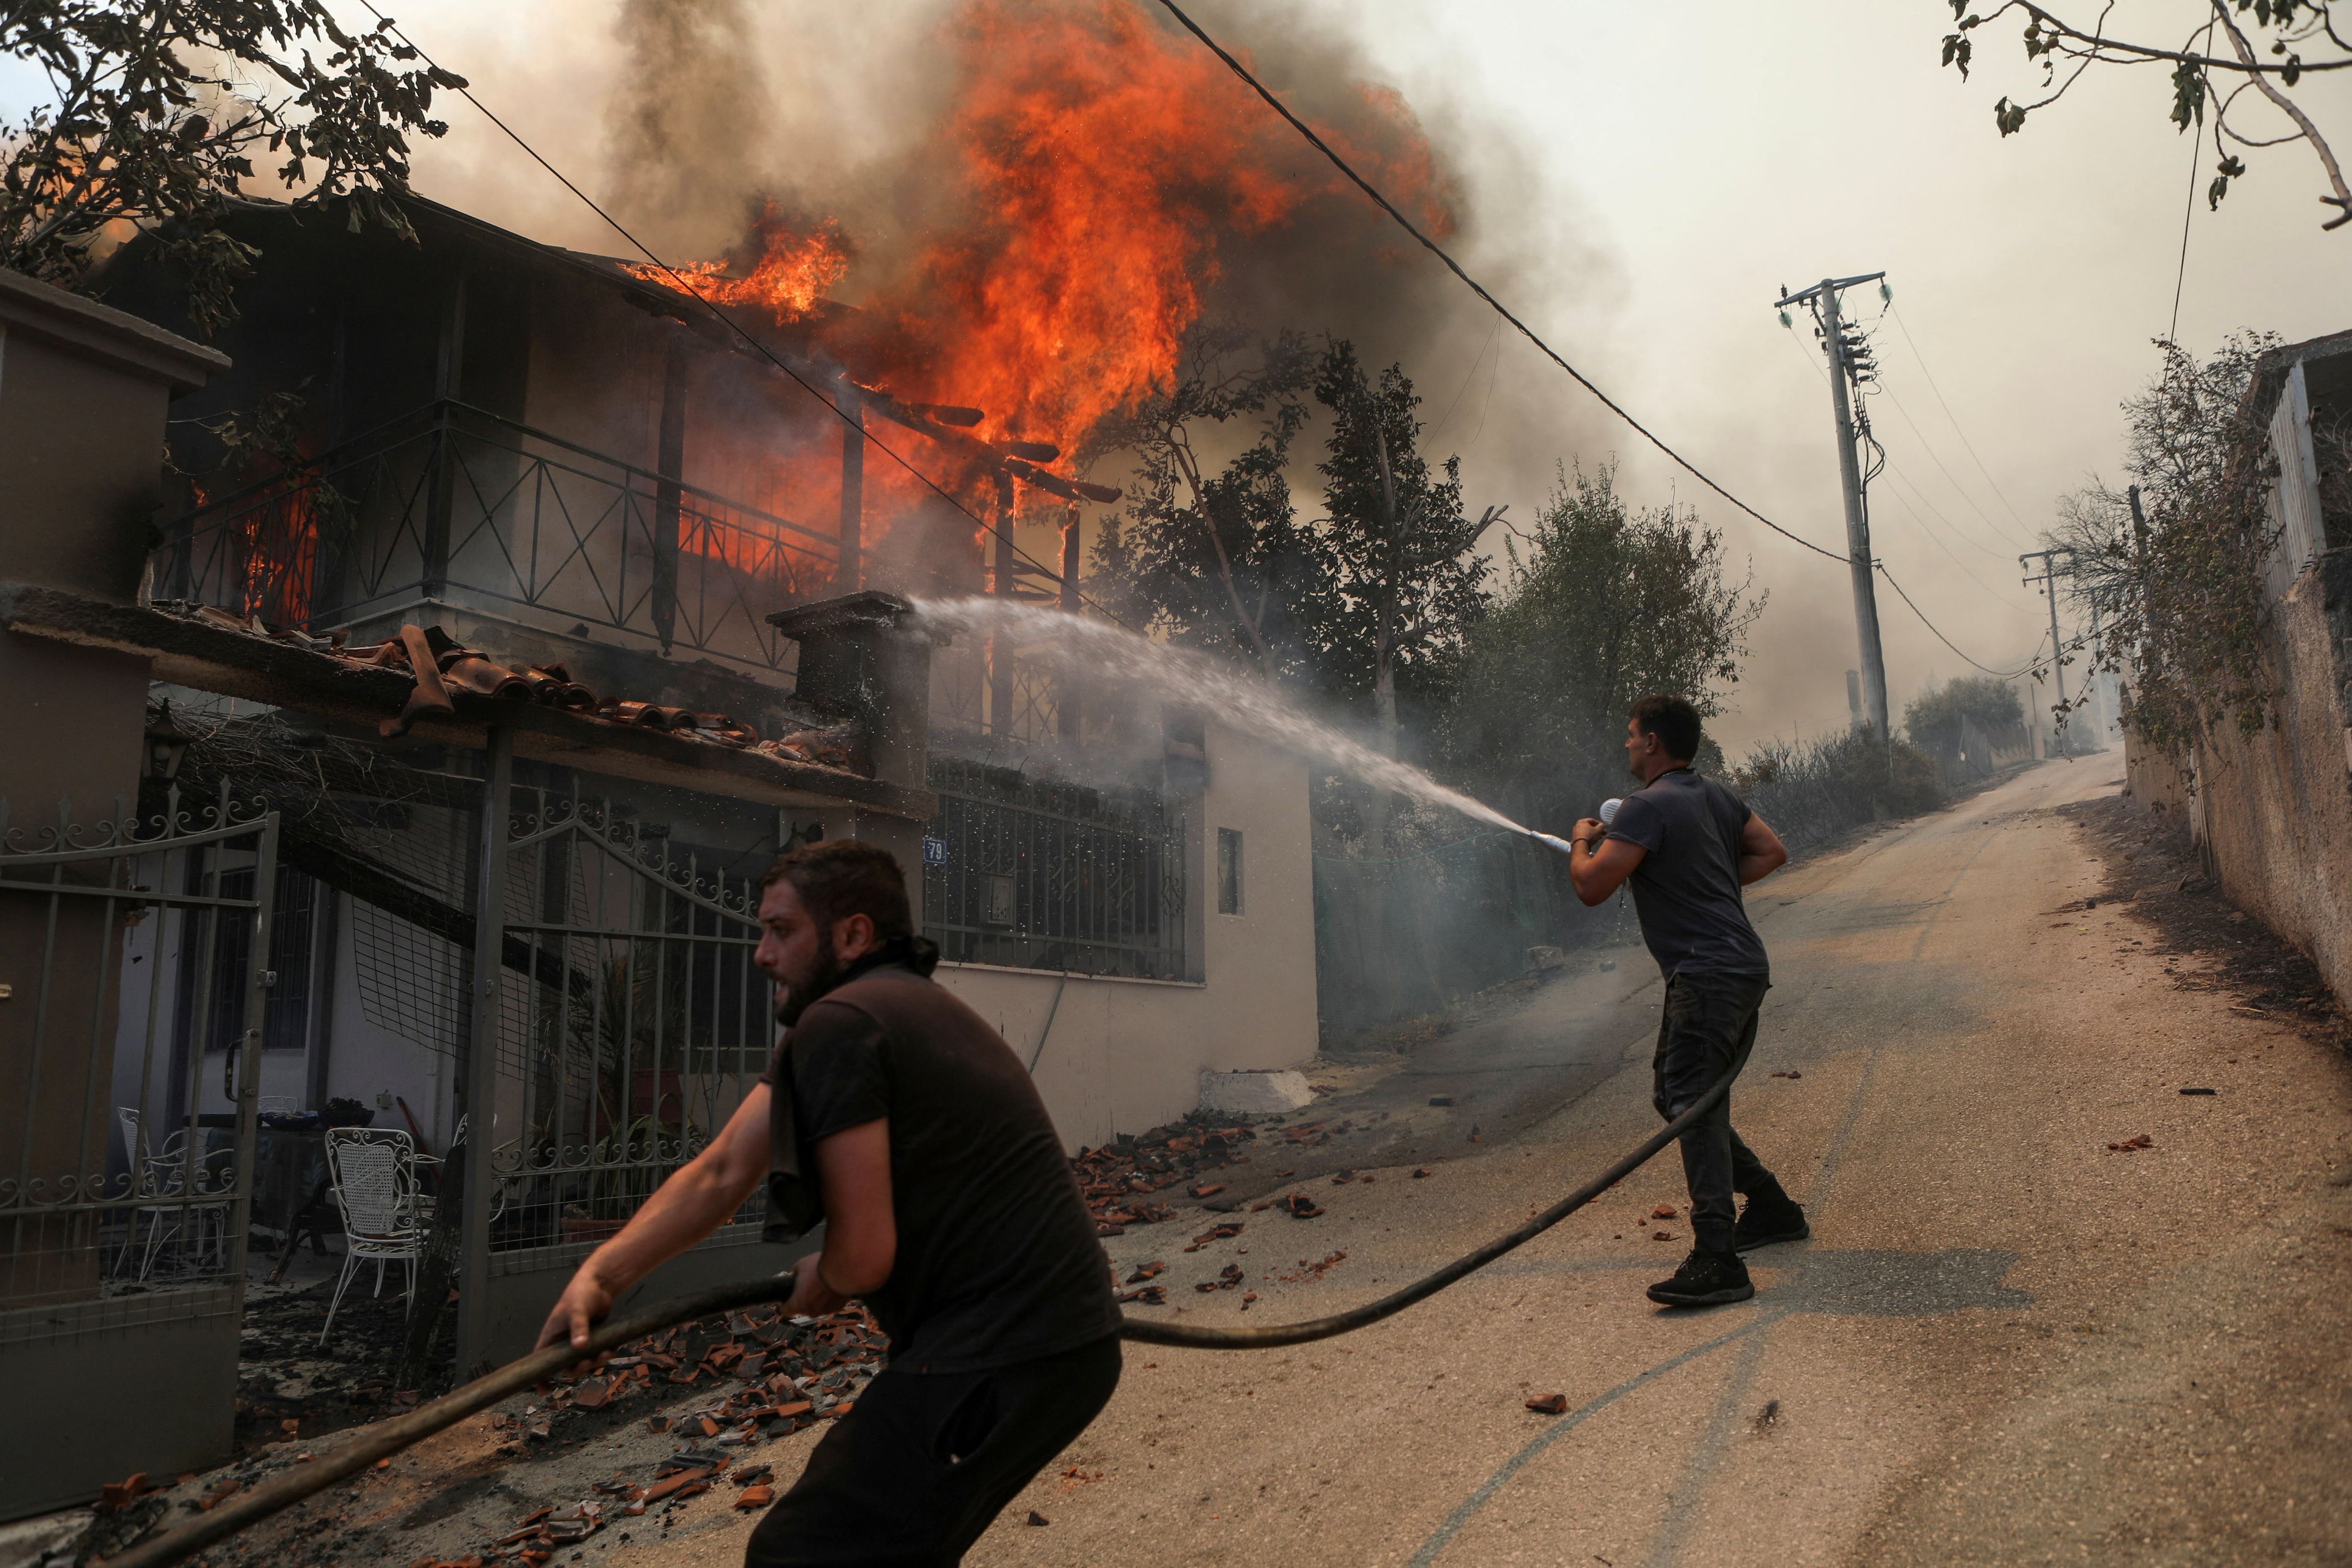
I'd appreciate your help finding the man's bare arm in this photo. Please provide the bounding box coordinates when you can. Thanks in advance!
[1567,815,1648,906]
[1739,814,1788,885]
[535,1082,772,1354]
[782,1119,896,1319]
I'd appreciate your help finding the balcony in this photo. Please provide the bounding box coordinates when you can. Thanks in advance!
[148,400,841,682]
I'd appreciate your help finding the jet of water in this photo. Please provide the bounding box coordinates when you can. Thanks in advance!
[913,597,1575,855]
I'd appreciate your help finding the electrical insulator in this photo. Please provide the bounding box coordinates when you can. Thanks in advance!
[1779,309,1792,328]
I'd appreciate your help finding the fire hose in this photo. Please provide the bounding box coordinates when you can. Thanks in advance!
[101,1037,1746,1568]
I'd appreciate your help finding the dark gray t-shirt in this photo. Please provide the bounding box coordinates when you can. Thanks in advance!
[760,961,1120,1374]
[1605,768,1769,979]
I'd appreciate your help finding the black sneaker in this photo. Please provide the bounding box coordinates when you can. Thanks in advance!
[1645,1247,1755,1307]
[1732,1195,1810,1251]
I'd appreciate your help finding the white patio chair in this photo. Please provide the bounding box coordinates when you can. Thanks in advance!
[320,1128,428,1346]
[115,1109,230,1282]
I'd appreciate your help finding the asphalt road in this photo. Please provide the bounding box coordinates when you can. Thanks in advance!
[951,752,2351,1568]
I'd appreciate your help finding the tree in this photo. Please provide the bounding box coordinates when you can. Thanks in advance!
[1308,339,1494,755]
[1448,460,1762,834]
[2046,332,2286,752]
[1085,325,1335,685]
[4,1,465,333]
[1903,673,2026,759]
[1937,1,2350,229]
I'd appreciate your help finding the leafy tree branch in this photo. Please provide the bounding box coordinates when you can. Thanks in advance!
[4,0,467,331]
[1939,0,2350,228]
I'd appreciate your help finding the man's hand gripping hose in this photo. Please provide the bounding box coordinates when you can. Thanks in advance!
[100,1039,1746,1566]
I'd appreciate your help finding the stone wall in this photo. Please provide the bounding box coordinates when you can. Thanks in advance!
[2177,550,2352,1004]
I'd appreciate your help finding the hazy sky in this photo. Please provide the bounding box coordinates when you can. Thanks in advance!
[8,2,2343,751]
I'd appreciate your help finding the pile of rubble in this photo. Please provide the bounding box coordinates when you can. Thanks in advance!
[151,602,862,768]
[1071,1119,1258,1235]
[432,1304,887,1564]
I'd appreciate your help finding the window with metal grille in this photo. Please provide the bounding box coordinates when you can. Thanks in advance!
[922,757,1186,980]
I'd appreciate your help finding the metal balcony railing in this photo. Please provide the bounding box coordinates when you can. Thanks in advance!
[148,400,840,676]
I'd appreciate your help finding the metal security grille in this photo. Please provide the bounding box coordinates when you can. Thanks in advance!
[0,788,276,1515]
[485,793,770,1256]
[922,757,1186,980]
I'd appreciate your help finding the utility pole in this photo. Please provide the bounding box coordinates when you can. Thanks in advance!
[1774,273,1890,738]
[2020,546,2076,758]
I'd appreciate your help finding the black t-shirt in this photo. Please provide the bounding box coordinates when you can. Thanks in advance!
[1605,768,1770,979]
[759,958,1120,1374]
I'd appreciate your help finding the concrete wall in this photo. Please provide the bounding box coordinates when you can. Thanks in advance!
[934,719,1319,1149]
[2161,550,2352,1000]
[2121,333,2352,1007]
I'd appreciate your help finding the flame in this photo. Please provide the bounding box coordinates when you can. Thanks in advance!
[865,0,1454,459]
[638,0,1456,566]
[190,451,323,628]
[628,204,851,324]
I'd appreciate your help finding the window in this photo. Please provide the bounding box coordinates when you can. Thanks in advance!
[922,757,1186,979]
[179,858,319,1057]
[1217,828,1244,916]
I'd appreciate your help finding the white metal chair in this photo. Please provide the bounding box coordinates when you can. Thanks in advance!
[114,1108,230,1282]
[320,1128,428,1345]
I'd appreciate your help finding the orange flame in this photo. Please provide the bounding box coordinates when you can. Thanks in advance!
[642,0,1455,563]
[629,204,851,324]
[864,0,1454,458]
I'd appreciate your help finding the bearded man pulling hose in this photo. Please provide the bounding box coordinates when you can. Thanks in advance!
[1568,694,1810,1308]
[537,840,1120,1566]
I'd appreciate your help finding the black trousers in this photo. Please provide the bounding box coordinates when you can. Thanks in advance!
[744,1333,1121,1568]
[1651,970,1784,1254]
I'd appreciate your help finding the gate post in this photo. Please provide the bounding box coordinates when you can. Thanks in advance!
[454,726,513,1378]
[222,813,279,1318]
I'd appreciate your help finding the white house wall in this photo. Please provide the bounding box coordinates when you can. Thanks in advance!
[935,719,1318,1150]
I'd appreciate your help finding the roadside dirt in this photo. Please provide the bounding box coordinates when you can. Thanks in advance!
[2057,790,2349,1047]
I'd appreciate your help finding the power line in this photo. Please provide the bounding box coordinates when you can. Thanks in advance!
[1875,471,2037,609]
[350,0,1138,630]
[1778,326,2020,577]
[1874,376,2035,552]
[1884,305,2037,543]
[2168,103,2203,342]
[1875,564,2089,681]
[1776,324,2054,670]
[1150,0,1852,565]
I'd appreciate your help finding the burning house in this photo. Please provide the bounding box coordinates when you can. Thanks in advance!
[0,195,1314,1515]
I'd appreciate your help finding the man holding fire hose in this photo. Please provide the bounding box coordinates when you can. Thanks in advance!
[1568,694,1810,1308]
[537,839,1121,1566]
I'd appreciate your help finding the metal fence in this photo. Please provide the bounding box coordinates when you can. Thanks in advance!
[0,786,276,1514]
[148,399,838,675]
[922,757,1188,980]
[485,791,770,1257]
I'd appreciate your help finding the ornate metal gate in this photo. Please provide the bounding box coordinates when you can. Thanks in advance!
[458,776,785,1368]
[0,790,276,1519]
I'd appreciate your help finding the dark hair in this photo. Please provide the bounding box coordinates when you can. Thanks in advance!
[760,839,913,940]
[1629,694,1703,762]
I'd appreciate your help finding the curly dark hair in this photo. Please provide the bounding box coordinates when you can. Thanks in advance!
[760,839,913,939]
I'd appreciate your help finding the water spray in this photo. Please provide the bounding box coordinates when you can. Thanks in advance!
[914,597,1528,835]
[917,597,1639,871]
